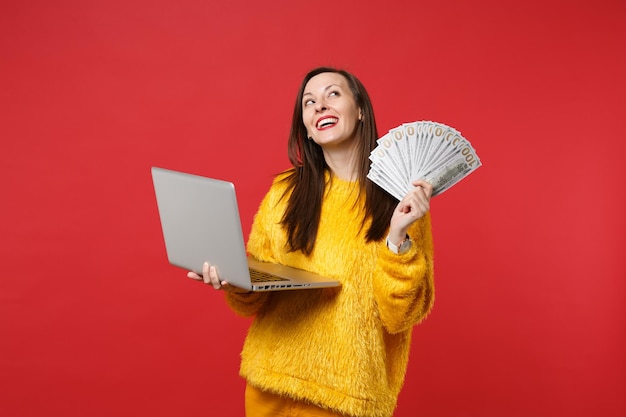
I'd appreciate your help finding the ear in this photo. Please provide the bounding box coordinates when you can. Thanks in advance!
[358,109,363,121]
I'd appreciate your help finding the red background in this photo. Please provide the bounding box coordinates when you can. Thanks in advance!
[1,1,625,416]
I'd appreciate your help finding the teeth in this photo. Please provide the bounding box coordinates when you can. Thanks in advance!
[317,117,338,129]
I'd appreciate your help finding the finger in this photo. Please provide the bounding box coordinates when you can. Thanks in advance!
[411,202,428,219]
[412,180,433,199]
[202,262,211,285]
[187,271,203,281]
[209,265,221,290]
[412,184,429,201]
[411,189,431,212]
[399,192,429,219]
[416,199,430,216]
[398,200,411,214]
[411,191,429,213]
[398,192,419,214]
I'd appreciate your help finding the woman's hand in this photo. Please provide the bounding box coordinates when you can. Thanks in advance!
[187,262,250,293]
[388,180,433,245]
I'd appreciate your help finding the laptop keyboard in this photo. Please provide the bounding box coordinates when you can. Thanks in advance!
[249,268,290,283]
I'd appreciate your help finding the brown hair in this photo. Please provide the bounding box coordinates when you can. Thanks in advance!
[280,67,397,255]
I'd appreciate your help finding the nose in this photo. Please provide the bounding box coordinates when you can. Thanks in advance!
[314,99,328,112]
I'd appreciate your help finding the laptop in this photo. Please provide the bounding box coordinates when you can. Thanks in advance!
[151,167,341,292]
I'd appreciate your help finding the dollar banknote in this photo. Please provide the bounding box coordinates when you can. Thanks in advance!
[367,121,481,200]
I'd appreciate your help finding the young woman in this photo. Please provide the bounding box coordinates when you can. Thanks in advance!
[188,67,435,417]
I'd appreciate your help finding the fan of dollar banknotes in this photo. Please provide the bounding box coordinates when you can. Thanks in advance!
[367,120,481,200]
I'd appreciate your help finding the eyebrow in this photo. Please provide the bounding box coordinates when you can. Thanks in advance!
[303,83,342,97]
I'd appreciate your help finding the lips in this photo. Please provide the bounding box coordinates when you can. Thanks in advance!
[316,116,338,130]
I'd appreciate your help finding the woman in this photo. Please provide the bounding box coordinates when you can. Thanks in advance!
[188,67,435,417]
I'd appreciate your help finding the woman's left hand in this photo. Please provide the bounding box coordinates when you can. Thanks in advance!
[388,180,433,244]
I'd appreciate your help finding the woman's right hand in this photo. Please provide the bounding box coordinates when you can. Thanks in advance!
[187,262,250,293]
[187,261,223,289]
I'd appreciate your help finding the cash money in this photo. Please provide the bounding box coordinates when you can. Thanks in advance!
[367,121,481,200]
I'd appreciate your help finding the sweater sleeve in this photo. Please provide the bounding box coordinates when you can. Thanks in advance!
[225,290,269,318]
[372,212,435,334]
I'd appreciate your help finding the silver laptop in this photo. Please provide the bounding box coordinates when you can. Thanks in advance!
[151,167,341,292]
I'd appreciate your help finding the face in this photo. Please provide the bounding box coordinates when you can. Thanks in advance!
[302,72,362,150]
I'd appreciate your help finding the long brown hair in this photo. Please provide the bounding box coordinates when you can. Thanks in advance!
[280,67,397,255]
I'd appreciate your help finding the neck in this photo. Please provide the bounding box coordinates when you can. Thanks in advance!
[321,142,359,181]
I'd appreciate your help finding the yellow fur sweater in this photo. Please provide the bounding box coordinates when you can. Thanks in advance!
[226,174,434,417]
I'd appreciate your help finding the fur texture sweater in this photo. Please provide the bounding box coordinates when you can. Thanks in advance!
[226,174,435,417]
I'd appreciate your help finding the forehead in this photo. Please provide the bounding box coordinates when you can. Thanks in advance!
[303,72,350,94]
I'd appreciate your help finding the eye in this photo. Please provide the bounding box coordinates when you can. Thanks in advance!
[328,90,340,98]
[303,99,314,106]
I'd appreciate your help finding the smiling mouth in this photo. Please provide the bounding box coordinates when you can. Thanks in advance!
[317,117,338,129]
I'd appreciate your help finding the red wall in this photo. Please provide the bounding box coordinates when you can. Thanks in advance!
[1,1,625,416]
